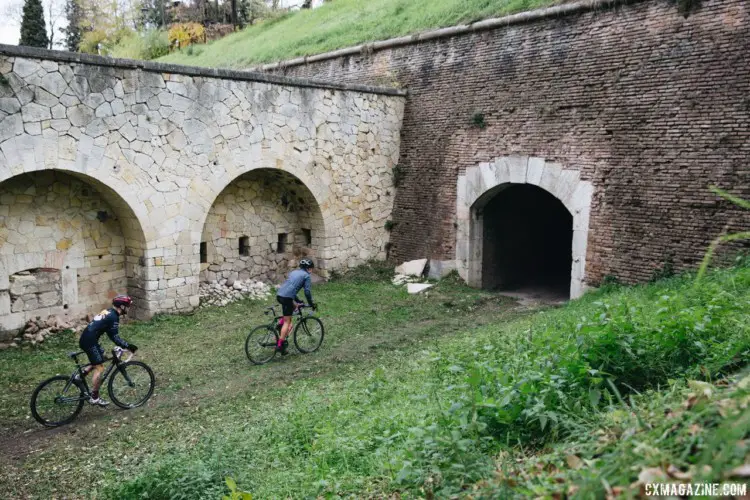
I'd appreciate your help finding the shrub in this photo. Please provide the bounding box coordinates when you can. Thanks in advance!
[168,22,206,50]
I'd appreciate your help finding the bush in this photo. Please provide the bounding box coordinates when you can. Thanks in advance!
[388,264,750,492]
[168,22,206,49]
[111,30,170,60]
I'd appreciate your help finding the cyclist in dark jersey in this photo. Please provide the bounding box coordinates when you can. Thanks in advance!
[275,258,317,354]
[78,295,138,406]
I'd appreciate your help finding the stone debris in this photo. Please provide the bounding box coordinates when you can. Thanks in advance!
[3,314,87,349]
[394,258,428,277]
[392,274,420,285]
[407,283,434,294]
[199,279,272,308]
[393,258,435,293]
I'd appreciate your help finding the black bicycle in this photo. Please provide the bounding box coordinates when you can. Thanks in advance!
[30,347,155,427]
[245,304,325,365]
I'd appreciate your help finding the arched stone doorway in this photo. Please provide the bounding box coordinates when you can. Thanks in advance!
[0,170,148,337]
[200,168,326,284]
[456,156,593,299]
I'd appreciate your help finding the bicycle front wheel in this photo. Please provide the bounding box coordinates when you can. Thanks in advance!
[294,317,325,353]
[108,361,155,409]
[246,325,278,365]
[30,375,85,427]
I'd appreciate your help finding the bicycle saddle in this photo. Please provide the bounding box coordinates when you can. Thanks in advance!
[68,351,84,358]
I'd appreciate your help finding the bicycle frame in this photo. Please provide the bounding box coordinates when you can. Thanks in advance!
[264,304,314,328]
[63,349,133,401]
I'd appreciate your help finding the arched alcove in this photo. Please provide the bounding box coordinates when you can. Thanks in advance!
[200,168,326,284]
[0,170,148,337]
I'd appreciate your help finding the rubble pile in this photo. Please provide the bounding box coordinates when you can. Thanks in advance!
[0,315,87,350]
[199,279,272,307]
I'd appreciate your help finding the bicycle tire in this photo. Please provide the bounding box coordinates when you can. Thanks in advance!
[107,361,156,409]
[293,316,325,354]
[30,375,85,427]
[246,325,278,365]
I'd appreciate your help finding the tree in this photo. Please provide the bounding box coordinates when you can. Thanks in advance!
[61,0,85,50]
[45,0,65,48]
[19,0,50,47]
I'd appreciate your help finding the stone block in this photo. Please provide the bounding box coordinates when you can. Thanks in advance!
[395,258,427,277]
[428,259,457,279]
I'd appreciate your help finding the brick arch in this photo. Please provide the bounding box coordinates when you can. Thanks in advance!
[455,156,593,299]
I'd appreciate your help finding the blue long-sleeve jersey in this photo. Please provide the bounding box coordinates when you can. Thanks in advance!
[276,269,313,305]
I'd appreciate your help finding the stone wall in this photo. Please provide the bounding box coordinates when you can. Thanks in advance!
[0,45,405,333]
[263,0,750,287]
[10,269,62,312]
[201,169,322,283]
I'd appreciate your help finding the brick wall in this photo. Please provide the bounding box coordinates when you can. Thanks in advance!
[268,0,750,284]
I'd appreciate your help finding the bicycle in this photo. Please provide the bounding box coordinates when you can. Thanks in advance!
[30,347,155,427]
[245,304,325,365]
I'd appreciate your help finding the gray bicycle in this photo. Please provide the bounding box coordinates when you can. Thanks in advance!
[30,347,155,427]
[245,304,325,365]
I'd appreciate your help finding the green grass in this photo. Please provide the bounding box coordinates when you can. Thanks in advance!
[157,0,561,69]
[0,262,748,498]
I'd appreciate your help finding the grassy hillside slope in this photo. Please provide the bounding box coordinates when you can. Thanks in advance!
[157,0,561,69]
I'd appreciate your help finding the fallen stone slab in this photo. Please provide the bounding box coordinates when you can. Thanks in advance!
[395,258,428,277]
[407,283,434,294]
[428,259,457,279]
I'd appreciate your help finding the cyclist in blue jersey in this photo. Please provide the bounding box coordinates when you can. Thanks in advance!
[275,259,317,354]
[77,295,137,406]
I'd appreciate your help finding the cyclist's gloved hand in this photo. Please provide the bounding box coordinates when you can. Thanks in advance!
[128,344,138,353]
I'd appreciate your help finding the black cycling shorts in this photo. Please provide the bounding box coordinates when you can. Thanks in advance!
[81,343,105,365]
[277,295,296,317]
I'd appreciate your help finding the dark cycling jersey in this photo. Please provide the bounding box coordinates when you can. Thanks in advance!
[79,308,131,350]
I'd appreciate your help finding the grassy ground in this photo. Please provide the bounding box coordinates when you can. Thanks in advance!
[0,268,520,498]
[1,263,748,498]
[157,0,561,69]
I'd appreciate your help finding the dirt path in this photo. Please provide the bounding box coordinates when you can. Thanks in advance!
[0,293,544,475]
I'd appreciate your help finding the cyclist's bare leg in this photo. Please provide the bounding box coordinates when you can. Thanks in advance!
[279,315,293,342]
[89,364,105,398]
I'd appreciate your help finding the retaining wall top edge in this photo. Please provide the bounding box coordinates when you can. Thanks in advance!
[0,44,407,97]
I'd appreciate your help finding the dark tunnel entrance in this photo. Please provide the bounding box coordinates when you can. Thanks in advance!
[480,184,573,300]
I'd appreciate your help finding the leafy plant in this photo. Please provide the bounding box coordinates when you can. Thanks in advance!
[695,186,750,282]
[223,477,252,500]
[650,255,675,282]
[391,164,404,188]
[384,220,395,231]
[471,112,486,129]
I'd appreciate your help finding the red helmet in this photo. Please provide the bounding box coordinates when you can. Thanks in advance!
[113,295,133,308]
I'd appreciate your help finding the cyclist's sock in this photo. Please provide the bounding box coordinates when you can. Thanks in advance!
[91,390,99,399]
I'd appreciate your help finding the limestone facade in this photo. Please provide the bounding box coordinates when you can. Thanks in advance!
[0,46,405,333]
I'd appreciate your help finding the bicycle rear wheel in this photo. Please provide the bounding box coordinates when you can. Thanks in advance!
[246,325,278,365]
[294,317,325,353]
[108,361,156,409]
[30,375,85,427]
